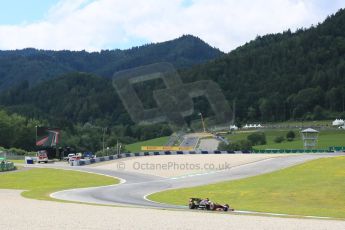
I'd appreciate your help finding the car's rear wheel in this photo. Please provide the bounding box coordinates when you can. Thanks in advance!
[223,204,229,211]
[189,203,196,209]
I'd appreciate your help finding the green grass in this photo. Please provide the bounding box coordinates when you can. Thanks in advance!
[148,157,345,218]
[0,168,119,200]
[8,159,25,164]
[265,120,332,127]
[126,136,169,152]
[226,129,345,149]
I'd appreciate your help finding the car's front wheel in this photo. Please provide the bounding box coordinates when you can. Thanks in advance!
[209,203,215,210]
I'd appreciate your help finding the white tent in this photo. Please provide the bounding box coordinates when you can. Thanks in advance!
[243,124,262,129]
[332,119,344,126]
[230,125,238,130]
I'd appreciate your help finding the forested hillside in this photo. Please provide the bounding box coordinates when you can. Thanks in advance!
[181,9,345,121]
[0,35,222,91]
[1,9,345,152]
[0,73,172,152]
[0,109,38,151]
[0,73,124,125]
[2,9,345,125]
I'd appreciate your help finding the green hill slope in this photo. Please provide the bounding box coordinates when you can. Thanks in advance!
[181,9,345,121]
[0,35,222,91]
[149,156,345,218]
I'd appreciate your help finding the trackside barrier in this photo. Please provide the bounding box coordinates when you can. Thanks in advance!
[329,146,345,152]
[73,147,338,167]
[74,150,251,166]
[253,149,332,154]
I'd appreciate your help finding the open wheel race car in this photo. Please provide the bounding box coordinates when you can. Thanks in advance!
[188,198,234,212]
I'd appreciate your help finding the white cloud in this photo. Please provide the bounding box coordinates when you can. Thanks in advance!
[0,0,344,52]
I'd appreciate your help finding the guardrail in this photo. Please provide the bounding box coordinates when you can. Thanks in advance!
[329,146,345,151]
[72,148,337,166]
[253,147,344,154]
[75,150,250,166]
[252,149,331,154]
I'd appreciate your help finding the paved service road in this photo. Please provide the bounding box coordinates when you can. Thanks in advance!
[51,153,342,210]
[180,136,199,149]
[197,138,220,151]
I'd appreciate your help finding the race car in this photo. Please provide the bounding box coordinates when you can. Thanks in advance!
[188,198,234,211]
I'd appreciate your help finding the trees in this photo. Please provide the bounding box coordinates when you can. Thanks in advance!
[286,131,296,141]
[2,9,345,153]
[274,136,285,143]
[2,10,345,124]
[259,98,273,121]
[181,8,345,122]
[218,140,253,151]
[289,87,325,119]
[247,132,266,145]
[313,105,325,120]
[0,35,222,91]
[0,110,38,150]
[247,106,257,120]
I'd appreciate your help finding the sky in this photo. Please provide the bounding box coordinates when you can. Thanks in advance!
[0,0,344,52]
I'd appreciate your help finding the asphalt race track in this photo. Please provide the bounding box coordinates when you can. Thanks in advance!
[180,136,199,149]
[51,153,342,209]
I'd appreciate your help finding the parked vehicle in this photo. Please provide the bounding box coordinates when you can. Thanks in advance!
[37,150,48,163]
[66,153,76,162]
[83,152,94,159]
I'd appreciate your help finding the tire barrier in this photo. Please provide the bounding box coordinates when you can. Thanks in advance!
[75,150,250,166]
[252,149,335,154]
[73,148,337,167]
[328,146,345,152]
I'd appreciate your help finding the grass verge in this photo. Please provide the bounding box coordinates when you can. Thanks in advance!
[9,159,25,164]
[148,156,345,218]
[0,168,119,200]
[126,136,169,152]
[226,129,345,149]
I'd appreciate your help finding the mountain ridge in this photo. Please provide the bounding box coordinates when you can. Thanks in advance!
[1,9,345,152]
[0,34,222,91]
[180,8,345,121]
[1,9,345,126]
